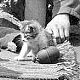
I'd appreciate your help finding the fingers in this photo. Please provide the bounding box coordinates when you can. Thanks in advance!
[58,25,65,43]
[58,26,64,38]
[64,26,69,41]
[53,24,69,44]
[53,24,59,38]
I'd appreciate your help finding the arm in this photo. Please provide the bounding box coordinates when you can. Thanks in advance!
[58,0,80,25]
[57,0,80,19]
[46,0,80,44]
[52,0,80,19]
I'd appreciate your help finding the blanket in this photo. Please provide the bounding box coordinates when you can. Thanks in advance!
[0,26,79,80]
[0,11,21,48]
[0,41,79,80]
[0,27,20,49]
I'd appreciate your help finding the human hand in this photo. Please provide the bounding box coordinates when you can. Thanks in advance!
[46,14,70,44]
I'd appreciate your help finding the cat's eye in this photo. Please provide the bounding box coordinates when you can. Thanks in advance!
[29,26,34,32]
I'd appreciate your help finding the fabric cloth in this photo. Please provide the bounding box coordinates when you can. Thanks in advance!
[55,41,79,80]
[52,0,80,19]
[0,27,20,49]
[0,0,25,21]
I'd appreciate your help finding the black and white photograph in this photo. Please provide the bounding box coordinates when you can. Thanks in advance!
[0,0,80,80]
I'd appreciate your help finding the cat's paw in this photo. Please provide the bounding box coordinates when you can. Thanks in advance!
[14,56,25,61]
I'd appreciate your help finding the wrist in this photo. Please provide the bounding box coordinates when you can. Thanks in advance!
[53,13,69,19]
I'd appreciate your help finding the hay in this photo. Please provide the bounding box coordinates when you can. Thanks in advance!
[0,41,79,80]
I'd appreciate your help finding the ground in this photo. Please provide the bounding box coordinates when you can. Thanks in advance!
[0,45,80,80]
[0,27,80,80]
[0,49,62,80]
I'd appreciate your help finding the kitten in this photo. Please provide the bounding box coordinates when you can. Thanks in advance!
[14,20,55,61]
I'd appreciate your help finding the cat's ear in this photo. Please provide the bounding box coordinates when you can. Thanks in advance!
[20,20,29,26]
[20,20,29,30]
[29,20,43,32]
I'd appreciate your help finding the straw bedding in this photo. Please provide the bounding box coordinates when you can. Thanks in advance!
[0,41,79,80]
[0,12,79,80]
[0,26,79,80]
